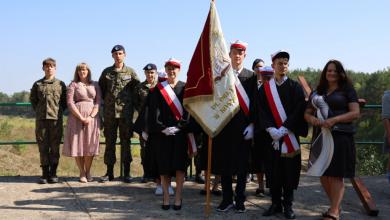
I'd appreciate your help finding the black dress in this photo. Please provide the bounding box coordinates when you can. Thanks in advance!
[148,81,190,175]
[321,85,358,178]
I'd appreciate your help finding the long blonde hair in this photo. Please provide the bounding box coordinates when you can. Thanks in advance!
[73,62,92,83]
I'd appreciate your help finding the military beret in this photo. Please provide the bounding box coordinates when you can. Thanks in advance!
[111,44,125,53]
[143,63,157,71]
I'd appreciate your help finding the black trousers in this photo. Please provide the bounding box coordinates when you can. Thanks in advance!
[221,173,247,204]
[270,186,294,207]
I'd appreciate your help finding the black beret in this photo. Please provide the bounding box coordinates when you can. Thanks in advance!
[111,44,125,53]
[143,63,157,71]
[252,58,264,71]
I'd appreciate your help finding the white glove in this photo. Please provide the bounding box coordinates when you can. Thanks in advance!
[243,123,254,140]
[277,126,288,136]
[142,131,148,141]
[161,127,172,136]
[161,127,180,136]
[168,126,180,134]
[272,141,280,151]
[266,127,279,140]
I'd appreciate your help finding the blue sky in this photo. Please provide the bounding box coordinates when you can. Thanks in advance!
[1,0,389,94]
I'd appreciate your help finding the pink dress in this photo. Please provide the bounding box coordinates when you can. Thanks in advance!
[63,81,101,157]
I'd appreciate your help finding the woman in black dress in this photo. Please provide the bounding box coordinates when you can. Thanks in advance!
[148,58,189,210]
[304,60,360,220]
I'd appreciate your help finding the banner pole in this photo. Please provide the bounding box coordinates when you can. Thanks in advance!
[205,136,212,217]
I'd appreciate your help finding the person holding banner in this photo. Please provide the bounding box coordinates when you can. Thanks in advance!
[304,60,360,220]
[257,50,307,219]
[212,40,257,213]
[148,58,192,211]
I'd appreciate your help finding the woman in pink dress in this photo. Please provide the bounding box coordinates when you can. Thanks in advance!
[63,63,101,183]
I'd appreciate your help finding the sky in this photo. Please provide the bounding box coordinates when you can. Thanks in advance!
[1,0,389,95]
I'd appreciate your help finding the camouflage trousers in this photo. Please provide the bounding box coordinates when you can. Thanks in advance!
[35,119,63,166]
[103,118,132,165]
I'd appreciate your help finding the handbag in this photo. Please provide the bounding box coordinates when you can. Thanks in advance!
[332,123,356,134]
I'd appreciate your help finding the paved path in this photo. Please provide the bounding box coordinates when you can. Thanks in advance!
[0,175,389,220]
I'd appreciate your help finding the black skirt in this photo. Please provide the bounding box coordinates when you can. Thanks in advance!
[323,131,356,178]
[154,132,189,175]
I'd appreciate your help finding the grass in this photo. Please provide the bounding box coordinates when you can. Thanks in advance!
[0,115,146,177]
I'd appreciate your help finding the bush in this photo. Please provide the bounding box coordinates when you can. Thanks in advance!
[356,144,387,176]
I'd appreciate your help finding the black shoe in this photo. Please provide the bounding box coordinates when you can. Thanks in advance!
[173,199,182,211]
[195,175,205,184]
[263,204,283,216]
[283,206,296,219]
[235,202,246,213]
[255,188,265,197]
[216,201,234,212]
[99,174,114,183]
[123,175,132,183]
[38,176,48,184]
[161,204,170,210]
[48,175,59,184]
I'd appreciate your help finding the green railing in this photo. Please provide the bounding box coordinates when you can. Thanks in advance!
[0,102,384,146]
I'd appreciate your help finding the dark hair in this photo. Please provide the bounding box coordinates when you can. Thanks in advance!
[42,57,56,67]
[316,59,352,95]
[73,63,92,83]
[252,58,264,71]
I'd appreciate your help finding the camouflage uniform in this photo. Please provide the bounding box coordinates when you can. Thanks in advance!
[30,77,66,170]
[98,64,140,174]
[136,80,157,179]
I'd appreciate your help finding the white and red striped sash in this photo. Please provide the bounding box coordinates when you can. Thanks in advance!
[263,78,300,155]
[157,81,197,156]
[234,75,250,116]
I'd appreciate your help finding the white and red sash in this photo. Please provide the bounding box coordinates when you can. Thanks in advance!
[157,81,197,156]
[263,78,300,155]
[234,75,250,116]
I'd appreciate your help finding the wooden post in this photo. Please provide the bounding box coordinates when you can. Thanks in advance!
[350,177,379,216]
[205,136,212,217]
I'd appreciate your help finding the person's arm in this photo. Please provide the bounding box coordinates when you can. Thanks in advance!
[60,81,67,111]
[304,105,322,127]
[384,119,390,144]
[66,83,86,122]
[30,82,38,111]
[322,102,360,129]
[322,86,360,129]
[89,82,101,118]
[98,71,106,100]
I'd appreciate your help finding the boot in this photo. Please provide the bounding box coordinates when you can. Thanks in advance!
[48,164,59,183]
[100,165,114,182]
[123,163,132,183]
[38,165,49,184]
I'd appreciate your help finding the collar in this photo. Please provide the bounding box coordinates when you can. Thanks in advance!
[275,75,288,86]
[233,66,244,75]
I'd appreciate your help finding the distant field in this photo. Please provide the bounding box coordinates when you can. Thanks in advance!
[0,115,143,177]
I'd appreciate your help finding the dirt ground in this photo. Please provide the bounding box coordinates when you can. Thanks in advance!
[0,174,389,220]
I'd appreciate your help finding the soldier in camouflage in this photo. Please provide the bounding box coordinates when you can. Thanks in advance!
[30,57,67,184]
[136,63,157,182]
[99,45,140,183]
